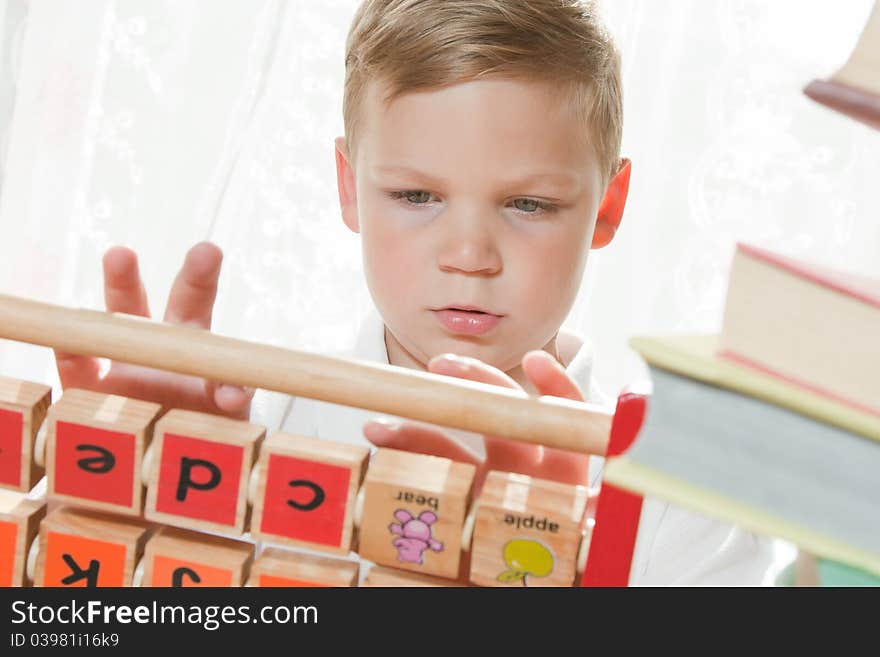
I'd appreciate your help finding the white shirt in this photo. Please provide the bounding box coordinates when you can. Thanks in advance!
[250,309,775,586]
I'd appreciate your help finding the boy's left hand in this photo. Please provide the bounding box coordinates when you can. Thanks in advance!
[363,351,592,494]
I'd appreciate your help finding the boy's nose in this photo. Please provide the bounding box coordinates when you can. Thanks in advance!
[436,215,502,276]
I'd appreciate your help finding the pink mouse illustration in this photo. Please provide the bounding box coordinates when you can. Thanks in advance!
[389,509,444,564]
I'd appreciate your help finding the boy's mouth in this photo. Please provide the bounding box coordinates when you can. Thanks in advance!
[430,305,504,336]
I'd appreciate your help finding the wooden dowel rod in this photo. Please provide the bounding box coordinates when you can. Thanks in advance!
[0,294,610,455]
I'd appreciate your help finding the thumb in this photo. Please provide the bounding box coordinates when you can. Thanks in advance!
[205,380,255,419]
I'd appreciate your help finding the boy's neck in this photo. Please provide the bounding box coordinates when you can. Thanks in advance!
[383,326,570,395]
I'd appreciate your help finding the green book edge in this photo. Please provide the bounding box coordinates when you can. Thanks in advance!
[817,559,880,586]
[604,457,880,578]
[629,334,880,444]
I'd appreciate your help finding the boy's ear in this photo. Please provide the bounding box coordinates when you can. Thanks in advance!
[335,136,359,233]
[591,157,631,249]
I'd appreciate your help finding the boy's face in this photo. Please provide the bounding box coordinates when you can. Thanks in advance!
[337,77,605,374]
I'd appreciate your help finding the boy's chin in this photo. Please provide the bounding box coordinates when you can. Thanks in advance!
[425,337,524,372]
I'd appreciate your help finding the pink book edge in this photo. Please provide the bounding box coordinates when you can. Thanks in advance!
[717,349,880,420]
[736,242,880,311]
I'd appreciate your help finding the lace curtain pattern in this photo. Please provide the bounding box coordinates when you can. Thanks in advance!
[2,0,877,394]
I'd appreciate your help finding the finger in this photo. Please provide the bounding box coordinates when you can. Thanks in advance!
[535,446,591,486]
[103,246,151,317]
[522,350,584,401]
[483,434,542,476]
[428,354,519,389]
[207,380,255,419]
[101,363,248,420]
[163,241,223,327]
[363,419,481,466]
[54,350,102,390]
[428,354,541,476]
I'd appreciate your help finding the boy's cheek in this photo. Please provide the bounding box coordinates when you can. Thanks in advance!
[512,241,585,312]
[361,232,425,315]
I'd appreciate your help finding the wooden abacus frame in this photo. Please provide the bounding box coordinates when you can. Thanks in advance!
[0,294,611,455]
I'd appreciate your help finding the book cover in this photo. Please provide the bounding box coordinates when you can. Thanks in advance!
[605,336,880,578]
[610,362,879,556]
[605,457,880,578]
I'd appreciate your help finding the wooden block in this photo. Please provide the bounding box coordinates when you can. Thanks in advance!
[251,432,368,555]
[0,376,52,492]
[358,448,475,580]
[362,564,467,587]
[45,389,161,516]
[140,526,254,587]
[0,489,46,586]
[470,470,589,587]
[144,409,265,536]
[245,547,358,587]
[34,506,153,587]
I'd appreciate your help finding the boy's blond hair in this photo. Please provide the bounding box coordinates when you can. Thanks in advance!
[343,0,623,186]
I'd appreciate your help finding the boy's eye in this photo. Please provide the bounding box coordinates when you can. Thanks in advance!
[512,198,555,214]
[390,190,435,205]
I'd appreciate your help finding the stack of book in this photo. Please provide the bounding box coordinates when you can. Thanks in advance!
[599,1,880,587]
[604,243,880,585]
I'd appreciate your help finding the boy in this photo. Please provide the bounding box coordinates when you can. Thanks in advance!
[54,0,773,584]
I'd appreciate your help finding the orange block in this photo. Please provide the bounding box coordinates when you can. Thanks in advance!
[140,526,254,587]
[34,507,152,587]
[0,376,51,492]
[0,489,46,586]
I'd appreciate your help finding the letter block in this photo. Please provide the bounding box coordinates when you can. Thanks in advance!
[145,409,265,536]
[357,448,475,580]
[140,526,254,587]
[34,506,153,587]
[362,565,467,587]
[0,489,46,586]
[0,375,51,492]
[246,547,359,587]
[45,389,161,516]
[251,433,369,555]
[469,470,589,587]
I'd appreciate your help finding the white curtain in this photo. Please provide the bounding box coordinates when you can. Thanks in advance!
[1,0,877,395]
[0,0,877,579]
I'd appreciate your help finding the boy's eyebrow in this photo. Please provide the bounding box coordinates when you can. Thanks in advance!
[374,165,580,193]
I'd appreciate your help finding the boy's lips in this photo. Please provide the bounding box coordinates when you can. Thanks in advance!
[430,306,504,336]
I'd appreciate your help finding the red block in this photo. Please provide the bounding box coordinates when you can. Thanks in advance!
[144,410,265,537]
[0,377,51,493]
[154,433,244,526]
[53,421,136,508]
[45,389,160,515]
[251,433,368,555]
[260,454,351,547]
[0,409,23,489]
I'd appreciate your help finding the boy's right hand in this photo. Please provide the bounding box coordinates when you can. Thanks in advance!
[54,241,254,420]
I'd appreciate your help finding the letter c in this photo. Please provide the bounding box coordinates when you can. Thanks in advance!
[286,480,325,511]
